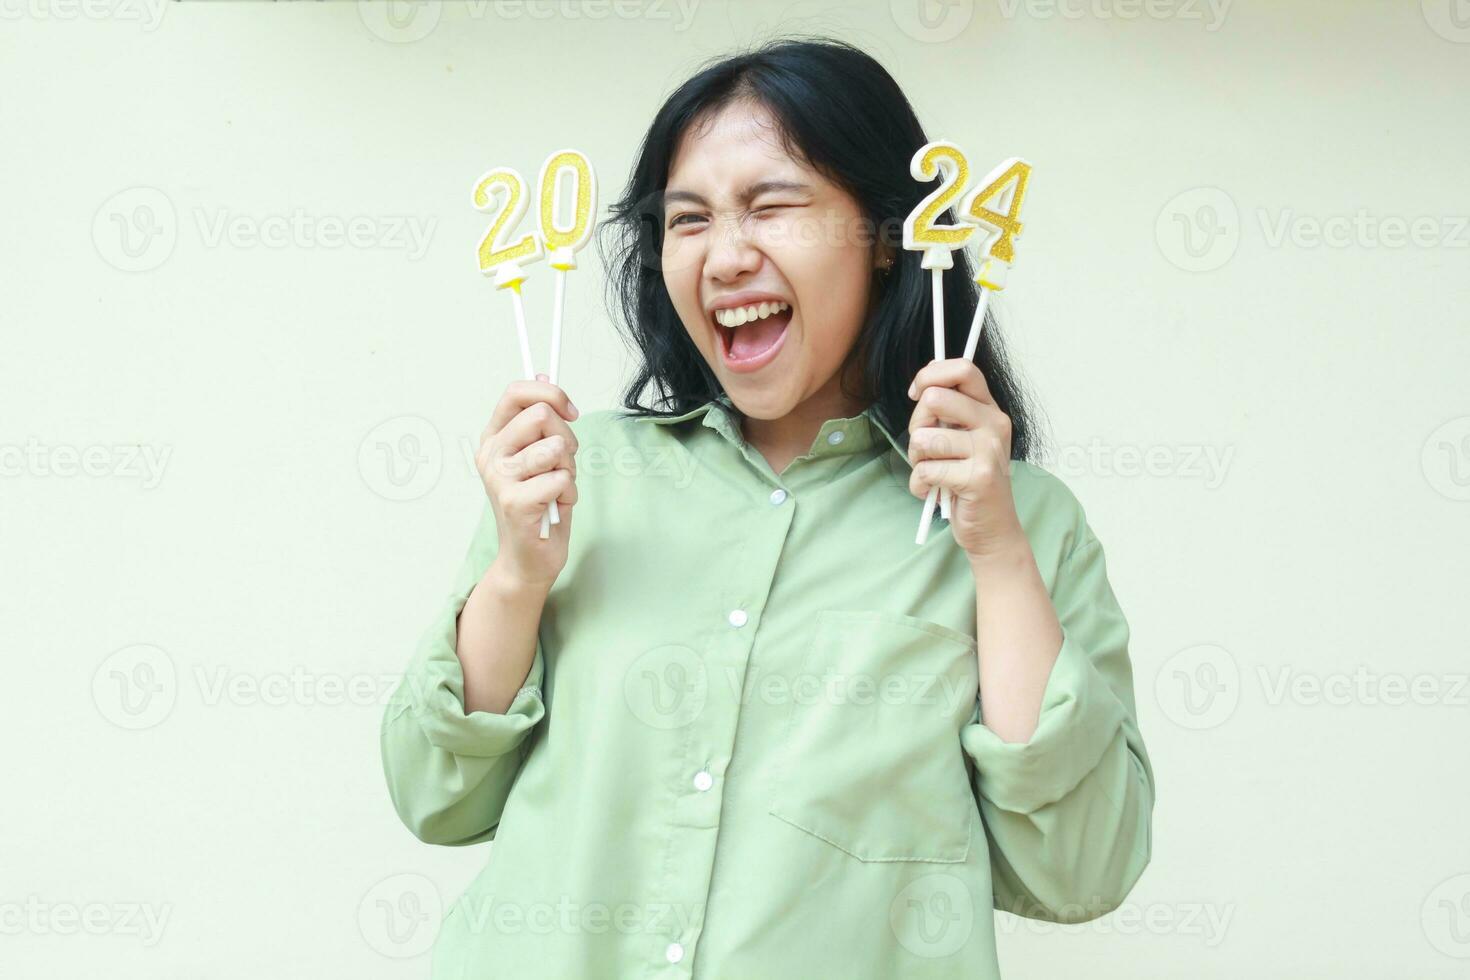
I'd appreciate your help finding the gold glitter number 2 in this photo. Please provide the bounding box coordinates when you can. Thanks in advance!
[907,142,974,249]
[474,168,540,273]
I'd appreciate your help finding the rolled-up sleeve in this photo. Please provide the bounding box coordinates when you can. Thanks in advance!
[960,529,1155,923]
[380,502,547,846]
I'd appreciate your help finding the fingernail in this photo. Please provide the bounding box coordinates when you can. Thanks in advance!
[537,373,549,382]
[568,401,579,417]
[907,382,916,399]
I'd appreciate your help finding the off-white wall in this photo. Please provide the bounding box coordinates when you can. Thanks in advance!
[3,2,1467,977]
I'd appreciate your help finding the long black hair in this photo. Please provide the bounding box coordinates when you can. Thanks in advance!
[597,36,1041,461]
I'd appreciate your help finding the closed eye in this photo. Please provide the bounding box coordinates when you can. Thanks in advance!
[668,203,801,229]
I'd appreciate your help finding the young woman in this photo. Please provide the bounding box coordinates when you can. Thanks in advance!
[382,37,1155,979]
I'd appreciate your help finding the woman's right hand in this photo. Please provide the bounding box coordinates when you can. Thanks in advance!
[476,374,580,592]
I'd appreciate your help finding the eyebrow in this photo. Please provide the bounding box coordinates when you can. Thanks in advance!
[662,180,813,209]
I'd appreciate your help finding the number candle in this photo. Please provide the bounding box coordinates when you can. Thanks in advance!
[473,167,557,538]
[904,140,977,542]
[534,149,597,539]
[537,148,597,389]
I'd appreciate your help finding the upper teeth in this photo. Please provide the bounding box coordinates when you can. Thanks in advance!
[715,301,790,328]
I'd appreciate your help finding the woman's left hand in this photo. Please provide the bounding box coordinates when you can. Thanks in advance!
[907,357,1027,561]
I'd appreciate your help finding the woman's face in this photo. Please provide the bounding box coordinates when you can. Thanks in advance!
[660,100,884,421]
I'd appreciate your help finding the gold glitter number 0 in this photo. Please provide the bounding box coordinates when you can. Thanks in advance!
[961,160,1031,264]
[474,169,541,273]
[538,150,595,256]
[908,143,974,249]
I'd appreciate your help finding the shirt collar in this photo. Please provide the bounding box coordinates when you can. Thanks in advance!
[633,393,911,467]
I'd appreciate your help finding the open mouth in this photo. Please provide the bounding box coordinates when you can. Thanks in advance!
[711,301,794,373]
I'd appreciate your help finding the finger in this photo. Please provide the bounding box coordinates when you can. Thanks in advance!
[908,456,966,501]
[908,421,1014,498]
[908,453,1000,501]
[907,357,994,407]
[505,468,577,518]
[503,433,577,483]
[909,384,988,433]
[487,380,579,440]
[495,401,581,459]
[484,384,577,449]
[907,425,973,464]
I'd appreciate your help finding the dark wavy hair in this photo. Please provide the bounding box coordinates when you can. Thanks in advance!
[597,36,1041,460]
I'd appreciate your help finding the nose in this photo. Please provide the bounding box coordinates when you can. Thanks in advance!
[703,212,762,284]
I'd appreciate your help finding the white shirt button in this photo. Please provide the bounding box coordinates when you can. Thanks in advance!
[693,770,713,792]
[769,488,787,506]
[665,942,684,963]
[827,430,845,445]
[727,609,748,628]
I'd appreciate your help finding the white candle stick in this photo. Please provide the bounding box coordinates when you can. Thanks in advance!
[930,264,953,523]
[549,269,566,385]
[507,272,558,540]
[510,286,536,382]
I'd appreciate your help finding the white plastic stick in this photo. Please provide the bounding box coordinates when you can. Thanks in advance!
[916,287,990,544]
[536,267,571,540]
[915,268,949,545]
[549,268,566,386]
[933,265,956,523]
[508,288,558,540]
[511,286,535,381]
[962,286,991,362]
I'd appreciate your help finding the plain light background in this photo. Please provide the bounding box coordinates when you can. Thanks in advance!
[2,1,1467,977]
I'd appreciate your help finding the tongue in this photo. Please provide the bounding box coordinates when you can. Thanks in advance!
[730,309,791,360]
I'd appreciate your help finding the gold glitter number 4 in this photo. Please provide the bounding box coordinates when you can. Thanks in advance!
[961,159,1031,265]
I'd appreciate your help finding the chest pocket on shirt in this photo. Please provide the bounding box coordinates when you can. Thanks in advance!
[767,609,979,863]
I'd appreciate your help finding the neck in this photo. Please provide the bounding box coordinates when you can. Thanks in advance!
[739,375,866,476]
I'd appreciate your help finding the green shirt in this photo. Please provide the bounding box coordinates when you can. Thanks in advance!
[380,393,1155,978]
